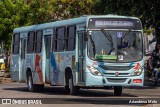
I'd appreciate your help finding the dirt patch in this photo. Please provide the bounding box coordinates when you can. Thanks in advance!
[0,77,12,83]
[0,72,12,83]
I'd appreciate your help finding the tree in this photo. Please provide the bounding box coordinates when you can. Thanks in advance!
[0,0,30,50]
[0,0,96,51]
[94,0,160,39]
[2,0,160,50]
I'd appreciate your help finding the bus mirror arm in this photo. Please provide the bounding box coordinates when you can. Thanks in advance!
[84,32,88,41]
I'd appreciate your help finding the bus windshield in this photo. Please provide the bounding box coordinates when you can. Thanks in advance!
[87,30,143,62]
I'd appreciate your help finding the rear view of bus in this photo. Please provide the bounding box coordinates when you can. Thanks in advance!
[85,16,144,95]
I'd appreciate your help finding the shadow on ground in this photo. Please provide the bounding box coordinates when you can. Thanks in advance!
[3,85,137,97]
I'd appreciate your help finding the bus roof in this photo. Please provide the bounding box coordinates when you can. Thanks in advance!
[13,15,140,33]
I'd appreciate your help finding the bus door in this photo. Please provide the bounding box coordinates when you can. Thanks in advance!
[78,31,85,83]
[44,35,52,83]
[19,35,27,82]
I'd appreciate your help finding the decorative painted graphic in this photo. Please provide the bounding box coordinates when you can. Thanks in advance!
[66,55,71,62]
[129,62,141,69]
[129,62,134,67]
[57,54,61,63]
[50,53,58,84]
[35,53,43,83]
[133,63,141,70]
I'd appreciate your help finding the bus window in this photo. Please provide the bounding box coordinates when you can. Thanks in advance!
[27,32,35,53]
[55,27,65,52]
[66,26,76,51]
[12,33,20,54]
[21,39,26,59]
[45,36,51,58]
[35,31,42,53]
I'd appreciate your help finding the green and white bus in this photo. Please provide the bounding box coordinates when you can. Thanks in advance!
[10,15,144,96]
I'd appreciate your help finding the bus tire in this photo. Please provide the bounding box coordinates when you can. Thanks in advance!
[68,73,78,95]
[69,75,78,95]
[27,73,35,92]
[114,86,122,96]
[65,85,70,93]
[35,84,44,92]
[65,71,70,93]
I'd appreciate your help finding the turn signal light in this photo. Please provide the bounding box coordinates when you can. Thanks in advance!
[133,79,142,83]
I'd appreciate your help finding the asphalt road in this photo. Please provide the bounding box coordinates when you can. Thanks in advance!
[0,81,160,107]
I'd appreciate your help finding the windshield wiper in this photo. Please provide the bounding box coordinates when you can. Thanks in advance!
[101,29,114,54]
[101,29,113,45]
[122,29,131,41]
[120,30,131,49]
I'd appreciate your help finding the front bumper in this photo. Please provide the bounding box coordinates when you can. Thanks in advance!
[85,72,144,87]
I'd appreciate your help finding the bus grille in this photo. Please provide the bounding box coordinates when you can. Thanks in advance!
[103,73,130,76]
[107,78,127,83]
[99,65,133,71]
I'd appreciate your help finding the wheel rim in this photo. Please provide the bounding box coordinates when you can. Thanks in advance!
[28,76,32,90]
[69,78,71,90]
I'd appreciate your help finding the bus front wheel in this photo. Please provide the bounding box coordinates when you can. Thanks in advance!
[114,86,122,96]
[66,72,79,95]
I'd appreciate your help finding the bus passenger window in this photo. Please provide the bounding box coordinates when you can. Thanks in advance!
[66,26,76,51]
[12,34,20,54]
[35,31,42,53]
[27,32,35,53]
[55,27,65,51]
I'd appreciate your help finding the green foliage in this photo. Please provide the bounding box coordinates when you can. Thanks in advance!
[0,0,30,49]
[0,0,94,50]
[94,0,160,30]
[143,28,152,35]
[1,0,160,51]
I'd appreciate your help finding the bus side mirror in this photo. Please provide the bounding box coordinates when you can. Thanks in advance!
[84,32,88,41]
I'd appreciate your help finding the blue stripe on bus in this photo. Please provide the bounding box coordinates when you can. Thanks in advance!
[129,62,135,67]
[50,52,58,84]
[50,53,57,71]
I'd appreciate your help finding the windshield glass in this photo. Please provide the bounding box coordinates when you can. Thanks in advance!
[87,30,143,62]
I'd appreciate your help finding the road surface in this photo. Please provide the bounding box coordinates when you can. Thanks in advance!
[0,81,160,107]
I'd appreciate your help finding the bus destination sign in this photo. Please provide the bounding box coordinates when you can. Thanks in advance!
[88,18,142,30]
[95,21,133,27]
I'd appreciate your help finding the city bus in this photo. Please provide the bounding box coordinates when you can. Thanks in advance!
[10,15,144,96]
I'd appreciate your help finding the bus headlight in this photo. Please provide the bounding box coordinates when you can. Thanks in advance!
[131,67,143,76]
[87,65,102,76]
